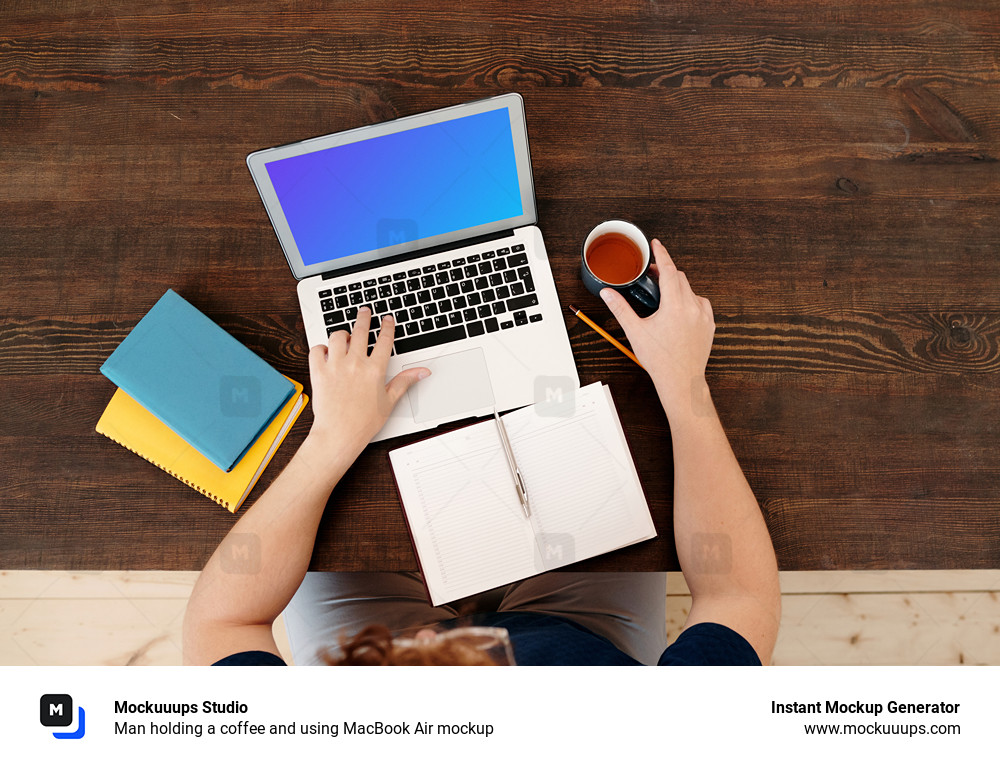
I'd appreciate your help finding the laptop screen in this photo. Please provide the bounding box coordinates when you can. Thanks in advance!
[248,95,537,279]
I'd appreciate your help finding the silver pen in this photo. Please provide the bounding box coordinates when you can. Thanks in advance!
[493,406,530,519]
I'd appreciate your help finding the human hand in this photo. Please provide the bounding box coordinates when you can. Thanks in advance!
[600,239,715,417]
[304,307,430,472]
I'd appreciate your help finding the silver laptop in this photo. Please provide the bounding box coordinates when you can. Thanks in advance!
[247,93,579,441]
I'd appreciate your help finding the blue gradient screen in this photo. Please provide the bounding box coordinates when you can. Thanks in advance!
[265,107,524,266]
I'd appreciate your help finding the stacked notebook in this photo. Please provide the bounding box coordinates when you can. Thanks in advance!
[389,382,656,605]
[96,289,307,512]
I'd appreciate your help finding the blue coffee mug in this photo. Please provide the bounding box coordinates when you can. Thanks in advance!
[581,220,660,317]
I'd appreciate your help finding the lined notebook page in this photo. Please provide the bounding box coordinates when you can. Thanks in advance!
[389,383,655,605]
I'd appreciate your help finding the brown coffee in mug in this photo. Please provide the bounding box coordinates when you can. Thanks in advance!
[585,233,645,285]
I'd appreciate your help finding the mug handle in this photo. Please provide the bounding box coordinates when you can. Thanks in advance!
[625,273,660,316]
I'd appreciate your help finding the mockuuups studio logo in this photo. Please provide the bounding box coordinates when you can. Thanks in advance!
[40,694,86,739]
[532,376,576,418]
[376,218,418,249]
[534,532,575,570]
[220,532,262,574]
[220,375,261,417]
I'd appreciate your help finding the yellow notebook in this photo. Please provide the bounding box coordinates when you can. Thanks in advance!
[96,377,307,512]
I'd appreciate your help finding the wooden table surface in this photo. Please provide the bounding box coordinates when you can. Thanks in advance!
[3,1,999,572]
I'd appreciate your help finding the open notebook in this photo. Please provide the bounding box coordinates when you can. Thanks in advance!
[388,382,656,605]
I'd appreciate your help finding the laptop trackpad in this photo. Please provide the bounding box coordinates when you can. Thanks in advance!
[403,347,494,424]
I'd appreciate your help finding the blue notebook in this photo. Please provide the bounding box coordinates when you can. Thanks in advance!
[100,289,295,472]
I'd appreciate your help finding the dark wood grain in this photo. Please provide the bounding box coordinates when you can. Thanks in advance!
[2,1,999,571]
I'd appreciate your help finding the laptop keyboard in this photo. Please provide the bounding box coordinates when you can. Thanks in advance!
[317,244,543,355]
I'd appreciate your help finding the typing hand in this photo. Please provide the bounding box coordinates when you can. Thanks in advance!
[305,307,430,470]
[600,240,715,418]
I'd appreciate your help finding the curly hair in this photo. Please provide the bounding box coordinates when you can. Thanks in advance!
[322,624,500,666]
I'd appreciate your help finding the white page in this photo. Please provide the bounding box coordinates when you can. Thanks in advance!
[389,383,655,605]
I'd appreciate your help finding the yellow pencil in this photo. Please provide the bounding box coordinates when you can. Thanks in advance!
[567,304,643,369]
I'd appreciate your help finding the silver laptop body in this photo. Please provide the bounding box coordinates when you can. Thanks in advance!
[247,93,579,441]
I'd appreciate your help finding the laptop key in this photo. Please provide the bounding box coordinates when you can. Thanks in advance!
[464,265,478,279]
[509,253,528,266]
[502,269,517,283]
[393,325,468,355]
[424,303,438,316]
[389,297,402,310]
[431,286,445,300]
[378,275,392,284]
[482,250,495,259]
[490,273,504,286]
[523,274,535,292]
[510,283,525,296]
[363,278,377,287]
[405,322,418,335]
[435,271,450,284]
[453,295,467,309]
[434,315,448,329]
[448,311,462,325]
[496,246,511,256]
[529,314,542,323]
[482,288,496,303]
[394,310,408,324]
[345,306,358,321]
[438,299,452,313]
[446,283,459,296]
[349,282,362,290]
[407,278,420,291]
[517,266,531,280]
[364,288,377,301]
[395,324,406,338]
[439,261,451,269]
[452,257,466,266]
[370,315,380,330]
[421,275,435,288]
[494,256,506,270]
[460,280,474,293]
[420,318,434,333]
[468,253,481,262]
[485,318,500,333]
[407,268,421,277]
[422,264,436,273]
[392,271,406,280]
[350,292,364,305]
[333,285,348,294]
[511,243,525,252]
[417,290,431,303]
[496,285,510,299]
[514,310,529,326]
[392,282,407,295]
[449,268,463,281]
[474,277,488,290]
[463,308,477,322]
[319,289,333,298]
[368,330,377,345]
[409,305,424,320]
[378,285,392,298]
[500,320,514,330]
[477,305,491,318]
[479,261,493,274]
[467,293,481,306]
[324,310,345,326]
[467,321,485,337]
[402,293,417,307]
[491,301,506,315]
[507,294,539,312]
[321,298,335,311]
[327,324,350,336]
[374,300,388,314]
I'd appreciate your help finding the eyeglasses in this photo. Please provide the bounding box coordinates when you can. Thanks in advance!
[391,626,516,666]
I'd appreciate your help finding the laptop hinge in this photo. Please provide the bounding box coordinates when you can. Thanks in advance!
[320,229,517,281]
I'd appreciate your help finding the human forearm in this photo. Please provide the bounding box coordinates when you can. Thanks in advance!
[658,377,781,661]
[185,435,349,631]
